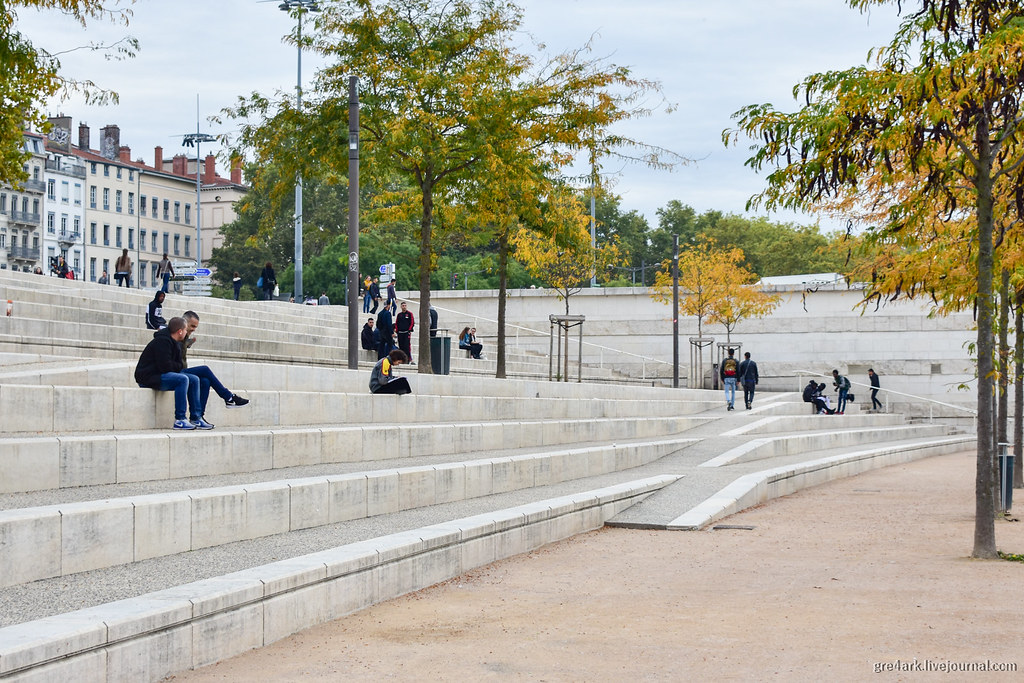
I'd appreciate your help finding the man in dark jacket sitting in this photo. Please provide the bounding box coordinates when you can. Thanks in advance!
[802,379,835,415]
[134,317,247,430]
[360,317,376,351]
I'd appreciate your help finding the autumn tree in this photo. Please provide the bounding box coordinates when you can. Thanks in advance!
[1,1,135,184]
[709,277,780,345]
[727,0,1024,558]
[651,241,747,338]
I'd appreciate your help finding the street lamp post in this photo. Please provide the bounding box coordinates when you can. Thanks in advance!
[278,0,320,302]
[182,120,216,269]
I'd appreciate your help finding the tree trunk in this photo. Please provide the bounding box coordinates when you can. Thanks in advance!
[1015,286,1023,488]
[972,117,997,558]
[417,181,434,374]
[496,230,509,379]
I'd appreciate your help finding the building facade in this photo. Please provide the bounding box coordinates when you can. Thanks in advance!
[41,120,87,279]
[0,133,47,273]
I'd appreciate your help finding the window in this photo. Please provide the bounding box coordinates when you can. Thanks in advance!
[129,169,134,182]
[139,261,147,286]
[90,162,96,175]
[90,258,96,281]
[89,186,96,209]
[32,198,38,214]
[151,262,159,285]
[115,190,122,213]
[162,200,169,221]
[73,251,80,271]
[47,247,55,262]
[140,195,146,216]
[162,232,169,254]
[128,227,134,250]
[0,193,6,213]
[173,234,180,255]
[73,183,81,206]
[102,224,109,246]
[116,167,122,179]
[173,201,180,222]
[102,259,109,278]
[61,181,69,203]
[102,188,109,210]
[0,234,5,248]
[60,215,67,234]
[184,204,191,225]
[184,236,191,257]
[46,180,55,200]
[128,192,134,215]
[115,225,122,247]
[140,230,147,251]
[151,231,157,251]
[73,216,80,235]
[90,222,96,244]
[103,164,109,177]
[47,212,55,233]
[151,197,157,216]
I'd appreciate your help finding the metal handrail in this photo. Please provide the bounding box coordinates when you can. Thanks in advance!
[404,298,673,380]
[796,370,977,424]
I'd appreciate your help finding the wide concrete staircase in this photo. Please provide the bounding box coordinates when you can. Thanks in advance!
[0,270,972,682]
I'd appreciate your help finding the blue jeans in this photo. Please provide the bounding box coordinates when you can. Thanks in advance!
[183,365,232,413]
[837,388,848,413]
[743,382,756,407]
[161,272,170,293]
[159,372,201,421]
[363,292,371,313]
[724,377,737,406]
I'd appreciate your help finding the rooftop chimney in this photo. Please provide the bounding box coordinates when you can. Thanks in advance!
[154,146,163,171]
[204,154,216,183]
[99,125,120,160]
[230,157,242,185]
[172,154,188,177]
[78,123,90,151]
[118,145,131,163]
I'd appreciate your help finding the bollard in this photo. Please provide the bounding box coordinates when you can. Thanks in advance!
[998,442,1015,512]
[5,299,11,317]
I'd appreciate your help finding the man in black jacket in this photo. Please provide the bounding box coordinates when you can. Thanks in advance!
[738,351,759,410]
[146,291,166,330]
[134,317,246,430]
[376,306,395,359]
[368,276,381,313]
[395,301,415,362]
[360,317,376,351]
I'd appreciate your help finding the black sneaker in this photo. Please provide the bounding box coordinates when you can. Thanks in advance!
[225,394,249,408]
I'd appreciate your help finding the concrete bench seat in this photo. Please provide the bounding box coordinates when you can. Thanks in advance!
[700,423,955,467]
[0,440,693,588]
[0,414,710,495]
[0,475,679,681]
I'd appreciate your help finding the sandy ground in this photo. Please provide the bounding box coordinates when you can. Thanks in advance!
[171,451,1024,682]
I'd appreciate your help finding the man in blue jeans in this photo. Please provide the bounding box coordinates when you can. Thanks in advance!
[134,317,248,429]
[720,348,739,411]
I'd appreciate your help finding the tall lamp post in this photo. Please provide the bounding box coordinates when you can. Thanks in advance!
[182,121,216,269]
[279,0,320,302]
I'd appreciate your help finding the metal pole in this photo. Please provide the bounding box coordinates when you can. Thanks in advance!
[590,190,596,287]
[577,322,583,383]
[672,234,679,388]
[294,8,304,302]
[195,96,202,268]
[347,76,360,370]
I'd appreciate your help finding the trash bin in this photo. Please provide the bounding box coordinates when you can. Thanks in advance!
[430,335,451,375]
[999,442,1014,512]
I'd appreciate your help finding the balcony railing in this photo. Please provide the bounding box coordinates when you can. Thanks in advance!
[57,230,81,245]
[8,246,41,261]
[21,179,45,194]
[44,159,87,178]
[9,210,41,226]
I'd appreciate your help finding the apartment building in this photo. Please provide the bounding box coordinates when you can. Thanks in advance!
[42,117,86,279]
[0,133,46,273]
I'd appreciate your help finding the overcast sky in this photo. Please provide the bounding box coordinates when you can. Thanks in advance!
[20,0,906,233]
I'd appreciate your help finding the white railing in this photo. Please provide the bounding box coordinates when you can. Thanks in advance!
[406,299,673,382]
[796,370,977,426]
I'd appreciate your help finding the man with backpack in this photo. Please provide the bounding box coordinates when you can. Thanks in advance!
[832,368,851,415]
[720,348,740,411]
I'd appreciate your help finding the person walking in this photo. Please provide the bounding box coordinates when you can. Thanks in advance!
[260,262,276,300]
[362,274,372,313]
[738,351,759,410]
[720,348,739,410]
[156,253,174,293]
[832,369,851,415]
[368,276,381,313]
[114,248,132,287]
[868,368,883,412]
[232,272,242,300]
[386,278,398,315]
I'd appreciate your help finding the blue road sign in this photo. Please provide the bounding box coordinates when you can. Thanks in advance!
[195,268,211,277]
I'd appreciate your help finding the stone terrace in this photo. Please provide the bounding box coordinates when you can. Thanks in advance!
[0,269,971,681]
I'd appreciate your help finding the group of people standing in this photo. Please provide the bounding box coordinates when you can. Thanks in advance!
[362,300,415,362]
[362,275,398,315]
